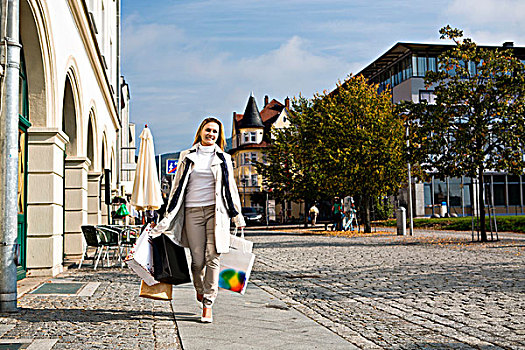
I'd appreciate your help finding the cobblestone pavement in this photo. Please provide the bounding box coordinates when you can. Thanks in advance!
[248,230,525,349]
[1,268,181,350]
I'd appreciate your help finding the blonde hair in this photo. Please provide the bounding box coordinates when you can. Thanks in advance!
[193,117,226,150]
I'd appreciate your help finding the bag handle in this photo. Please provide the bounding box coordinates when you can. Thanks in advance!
[232,227,245,238]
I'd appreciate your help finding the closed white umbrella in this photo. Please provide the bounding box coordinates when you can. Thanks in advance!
[131,125,163,211]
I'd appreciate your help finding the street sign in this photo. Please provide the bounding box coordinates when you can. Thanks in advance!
[166,159,178,174]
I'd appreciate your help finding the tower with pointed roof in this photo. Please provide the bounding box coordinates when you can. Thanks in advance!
[230,94,292,213]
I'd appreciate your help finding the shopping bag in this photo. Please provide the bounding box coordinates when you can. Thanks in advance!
[139,280,172,300]
[219,231,255,295]
[125,224,159,286]
[151,233,191,285]
[230,227,253,253]
[116,204,130,217]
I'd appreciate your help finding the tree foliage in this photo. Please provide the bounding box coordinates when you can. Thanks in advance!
[400,26,525,241]
[258,75,406,232]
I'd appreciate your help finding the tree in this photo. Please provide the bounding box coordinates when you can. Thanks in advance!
[258,75,406,232]
[316,75,406,232]
[256,96,322,226]
[401,26,525,241]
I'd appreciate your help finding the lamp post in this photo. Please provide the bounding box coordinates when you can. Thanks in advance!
[241,178,247,207]
[406,121,414,236]
[0,0,22,313]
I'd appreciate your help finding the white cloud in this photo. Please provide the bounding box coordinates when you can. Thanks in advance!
[122,20,350,153]
[446,0,525,25]
[445,0,525,45]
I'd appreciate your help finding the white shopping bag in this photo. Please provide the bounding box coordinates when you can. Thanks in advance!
[125,224,159,286]
[219,228,255,295]
[230,227,253,253]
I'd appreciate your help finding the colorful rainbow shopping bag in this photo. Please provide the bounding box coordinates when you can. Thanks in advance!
[219,232,255,295]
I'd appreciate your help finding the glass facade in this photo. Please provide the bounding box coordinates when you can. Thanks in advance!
[413,55,439,77]
[423,175,525,216]
[376,54,440,92]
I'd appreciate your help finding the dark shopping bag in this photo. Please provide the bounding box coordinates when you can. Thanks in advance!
[151,233,191,285]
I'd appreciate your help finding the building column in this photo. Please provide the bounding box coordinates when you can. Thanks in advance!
[26,127,68,277]
[100,181,109,225]
[87,172,102,225]
[64,156,90,258]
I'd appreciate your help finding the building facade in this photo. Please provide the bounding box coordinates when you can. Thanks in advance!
[358,42,525,217]
[230,94,305,221]
[0,0,134,279]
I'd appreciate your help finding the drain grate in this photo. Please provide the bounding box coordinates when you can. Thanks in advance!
[0,342,30,350]
[0,339,57,350]
[31,282,85,295]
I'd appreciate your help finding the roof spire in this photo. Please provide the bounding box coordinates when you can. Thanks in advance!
[239,94,264,128]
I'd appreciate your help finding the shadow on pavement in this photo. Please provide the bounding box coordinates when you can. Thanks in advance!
[6,307,173,323]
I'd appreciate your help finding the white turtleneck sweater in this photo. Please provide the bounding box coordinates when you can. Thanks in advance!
[185,144,216,208]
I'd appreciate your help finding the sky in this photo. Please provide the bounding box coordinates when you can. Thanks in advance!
[121,0,525,155]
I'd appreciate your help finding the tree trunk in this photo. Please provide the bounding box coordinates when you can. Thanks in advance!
[363,195,372,233]
[478,167,487,242]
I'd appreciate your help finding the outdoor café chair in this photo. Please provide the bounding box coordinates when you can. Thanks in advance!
[97,225,124,268]
[79,225,104,270]
[119,225,140,258]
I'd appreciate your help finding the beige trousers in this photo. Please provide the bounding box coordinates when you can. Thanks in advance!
[184,205,220,307]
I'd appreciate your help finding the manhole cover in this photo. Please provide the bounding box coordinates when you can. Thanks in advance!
[31,282,85,295]
[0,343,30,350]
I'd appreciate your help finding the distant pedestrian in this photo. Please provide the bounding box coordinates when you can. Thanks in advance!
[153,117,245,323]
[332,197,343,231]
[309,204,319,226]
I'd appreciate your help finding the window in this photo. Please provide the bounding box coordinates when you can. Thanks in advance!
[508,175,521,206]
[250,132,256,142]
[419,90,436,104]
[417,56,427,76]
[428,56,437,73]
[468,61,477,76]
[251,153,257,163]
[491,175,506,206]
[251,174,258,186]
[243,133,249,143]
[240,175,249,187]
[424,183,432,206]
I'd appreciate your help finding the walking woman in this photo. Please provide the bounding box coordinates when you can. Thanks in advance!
[153,117,245,323]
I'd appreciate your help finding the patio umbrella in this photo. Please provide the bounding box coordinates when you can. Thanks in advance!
[131,125,163,211]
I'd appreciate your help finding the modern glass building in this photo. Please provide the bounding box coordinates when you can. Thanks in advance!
[358,42,525,217]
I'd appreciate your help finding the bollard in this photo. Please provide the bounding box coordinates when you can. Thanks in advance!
[440,202,447,217]
[397,207,406,236]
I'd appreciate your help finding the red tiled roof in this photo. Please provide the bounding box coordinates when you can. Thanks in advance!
[260,99,284,124]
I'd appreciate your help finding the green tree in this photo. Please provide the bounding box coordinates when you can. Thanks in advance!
[256,96,321,225]
[401,26,525,241]
[317,75,406,232]
[258,75,406,232]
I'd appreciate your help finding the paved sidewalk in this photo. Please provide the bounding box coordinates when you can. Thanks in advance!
[172,283,351,350]
[3,259,352,349]
[3,227,523,349]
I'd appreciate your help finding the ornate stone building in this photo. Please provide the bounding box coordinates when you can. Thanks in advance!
[230,94,306,221]
[0,0,134,278]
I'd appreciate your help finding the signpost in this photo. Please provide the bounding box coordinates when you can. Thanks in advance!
[166,159,178,175]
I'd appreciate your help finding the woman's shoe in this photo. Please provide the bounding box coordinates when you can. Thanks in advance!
[201,307,213,323]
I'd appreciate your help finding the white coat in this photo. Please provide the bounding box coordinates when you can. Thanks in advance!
[153,143,245,253]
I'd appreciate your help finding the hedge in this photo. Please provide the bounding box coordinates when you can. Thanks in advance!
[379,216,525,233]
